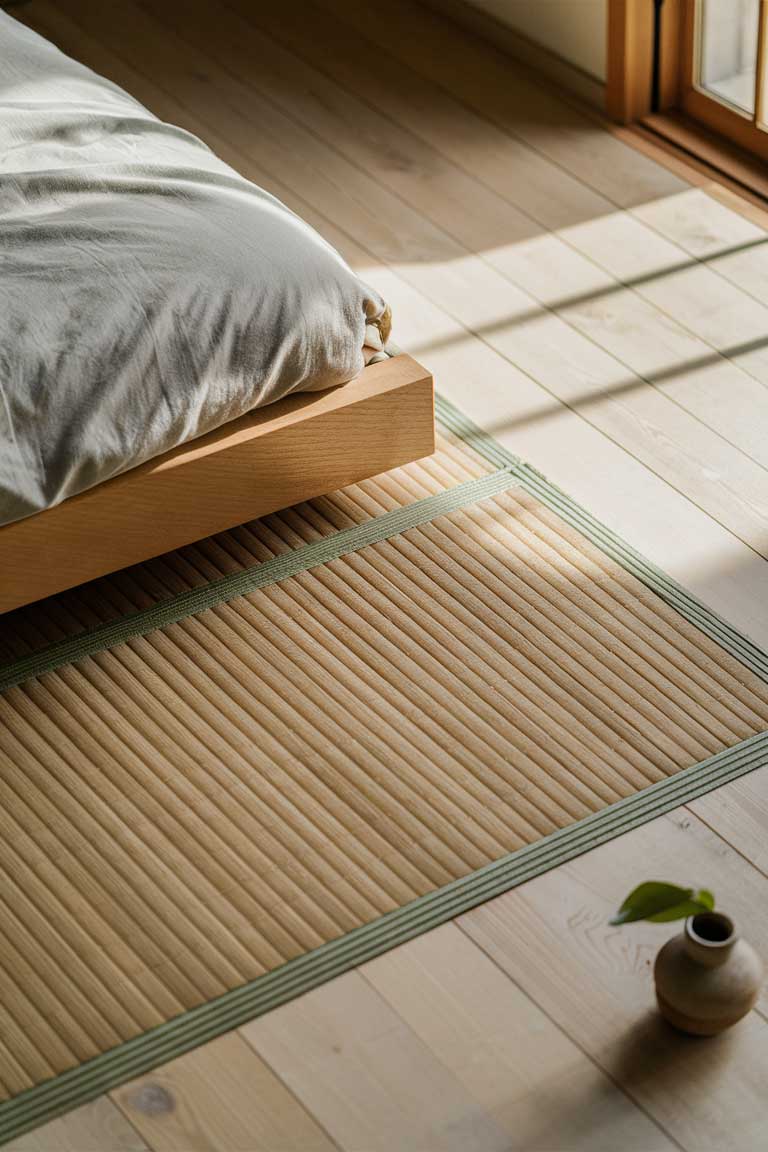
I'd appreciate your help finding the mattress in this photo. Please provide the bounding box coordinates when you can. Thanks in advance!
[0,11,390,527]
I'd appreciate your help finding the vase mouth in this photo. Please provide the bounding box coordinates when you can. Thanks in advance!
[685,911,735,948]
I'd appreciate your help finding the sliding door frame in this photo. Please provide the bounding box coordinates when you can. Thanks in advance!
[606,0,768,197]
[679,0,768,160]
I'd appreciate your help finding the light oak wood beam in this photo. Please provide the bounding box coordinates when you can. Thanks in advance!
[0,355,434,612]
[607,0,656,122]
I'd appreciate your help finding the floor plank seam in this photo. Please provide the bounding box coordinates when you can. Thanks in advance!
[450,919,689,1152]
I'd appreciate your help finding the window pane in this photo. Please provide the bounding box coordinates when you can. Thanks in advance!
[697,0,759,115]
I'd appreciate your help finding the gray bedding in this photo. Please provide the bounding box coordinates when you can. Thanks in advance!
[0,11,390,527]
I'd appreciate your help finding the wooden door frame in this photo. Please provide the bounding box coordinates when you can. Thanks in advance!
[678,0,768,160]
[606,0,768,199]
[606,0,683,123]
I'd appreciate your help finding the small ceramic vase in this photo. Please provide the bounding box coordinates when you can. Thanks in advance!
[654,911,763,1036]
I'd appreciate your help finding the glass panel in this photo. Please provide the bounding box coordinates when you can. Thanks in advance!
[697,0,760,115]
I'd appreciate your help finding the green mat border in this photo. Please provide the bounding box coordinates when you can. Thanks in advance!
[2,394,768,1144]
[2,732,767,1143]
[0,469,519,693]
[435,394,768,681]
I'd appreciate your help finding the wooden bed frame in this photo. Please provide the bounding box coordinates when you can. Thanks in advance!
[0,354,434,614]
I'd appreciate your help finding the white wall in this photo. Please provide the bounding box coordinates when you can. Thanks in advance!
[465,0,607,81]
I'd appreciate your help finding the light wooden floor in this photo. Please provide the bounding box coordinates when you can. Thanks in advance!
[10,0,768,1147]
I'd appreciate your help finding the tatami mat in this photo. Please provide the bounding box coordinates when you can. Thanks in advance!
[1,425,768,1106]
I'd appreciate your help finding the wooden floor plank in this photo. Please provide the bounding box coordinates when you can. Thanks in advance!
[313,0,689,210]
[578,187,768,397]
[638,263,768,390]
[243,0,768,473]
[230,0,613,265]
[459,809,768,1151]
[558,284,768,471]
[240,971,511,1152]
[361,922,675,1150]
[5,1098,146,1152]
[632,187,767,258]
[557,188,768,404]
[136,0,768,560]
[710,230,768,311]
[555,207,768,467]
[689,765,768,885]
[110,1033,336,1152]
[310,0,619,234]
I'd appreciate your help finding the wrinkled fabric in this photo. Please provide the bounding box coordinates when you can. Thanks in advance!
[0,11,389,526]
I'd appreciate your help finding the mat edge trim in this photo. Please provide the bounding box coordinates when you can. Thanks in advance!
[4,397,767,690]
[0,469,518,692]
[1,729,766,1145]
[434,394,768,683]
[3,396,768,1143]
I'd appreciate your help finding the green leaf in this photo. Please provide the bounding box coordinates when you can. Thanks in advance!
[645,897,712,923]
[608,882,715,925]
